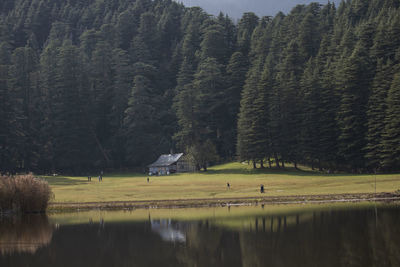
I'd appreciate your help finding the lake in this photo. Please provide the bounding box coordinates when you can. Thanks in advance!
[1,203,399,267]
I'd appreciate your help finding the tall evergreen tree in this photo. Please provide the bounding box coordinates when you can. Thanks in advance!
[237,12,259,56]
[8,47,40,171]
[124,75,161,167]
[0,41,14,171]
[365,60,394,170]
[381,72,400,171]
[224,52,248,157]
[275,40,304,167]
[52,45,93,173]
[336,43,372,171]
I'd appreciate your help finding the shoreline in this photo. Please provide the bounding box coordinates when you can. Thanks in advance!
[48,192,400,212]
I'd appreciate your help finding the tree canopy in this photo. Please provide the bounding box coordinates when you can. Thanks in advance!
[0,0,399,174]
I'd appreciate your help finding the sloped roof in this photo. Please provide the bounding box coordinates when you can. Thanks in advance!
[148,153,184,167]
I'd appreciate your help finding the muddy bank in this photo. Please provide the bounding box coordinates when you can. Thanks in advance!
[48,192,400,212]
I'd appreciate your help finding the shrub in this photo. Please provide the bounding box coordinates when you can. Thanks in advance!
[0,174,53,213]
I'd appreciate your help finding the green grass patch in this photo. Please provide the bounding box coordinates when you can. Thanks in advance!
[43,162,400,203]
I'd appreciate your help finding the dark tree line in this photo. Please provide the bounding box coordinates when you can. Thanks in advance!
[237,0,400,173]
[0,0,399,174]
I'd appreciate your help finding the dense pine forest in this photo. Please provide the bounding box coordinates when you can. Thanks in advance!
[0,0,399,174]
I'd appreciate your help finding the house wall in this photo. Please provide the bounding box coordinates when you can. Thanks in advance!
[149,156,195,175]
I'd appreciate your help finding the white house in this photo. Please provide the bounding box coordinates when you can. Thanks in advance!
[148,153,195,175]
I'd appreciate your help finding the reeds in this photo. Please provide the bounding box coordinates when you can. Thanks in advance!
[0,215,54,255]
[0,174,53,213]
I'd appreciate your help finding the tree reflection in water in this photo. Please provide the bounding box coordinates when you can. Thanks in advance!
[0,206,399,267]
[0,215,53,255]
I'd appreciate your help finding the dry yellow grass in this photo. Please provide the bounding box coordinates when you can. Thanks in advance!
[43,162,400,203]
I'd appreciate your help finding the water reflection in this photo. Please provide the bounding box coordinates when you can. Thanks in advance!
[0,205,399,267]
[0,215,53,255]
[151,219,186,243]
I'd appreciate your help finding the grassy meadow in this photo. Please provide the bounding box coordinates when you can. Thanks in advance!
[43,162,400,203]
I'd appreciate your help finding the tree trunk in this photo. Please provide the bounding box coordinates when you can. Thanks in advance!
[253,160,257,169]
[268,158,272,168]
[260,160,264,168]
[274,153,280,168]
[91,129,111,166]
[281,159,285,168]
[294,161,298,169]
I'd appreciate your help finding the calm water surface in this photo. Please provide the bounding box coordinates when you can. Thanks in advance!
[1,203,399,267]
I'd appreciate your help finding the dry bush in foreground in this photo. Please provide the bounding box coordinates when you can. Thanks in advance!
[0,174,52,213]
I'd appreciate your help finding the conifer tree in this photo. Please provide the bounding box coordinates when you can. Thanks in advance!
[237,12,259,56]
[8,47,40,171]
[336,43,372,171]
[109,48,133,168]
[236,60,263,166]
[381,73,400,171]
[90,40,114,154]
[300,59,323,169]
[0,41,14,171]
[52,45,93,173]
[224,52,248,157]
[38,42,59,171]
[275,40,304,167]
[124,75,161,167]
[365,60,394,170]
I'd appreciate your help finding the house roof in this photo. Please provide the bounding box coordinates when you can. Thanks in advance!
[148,153,184,167]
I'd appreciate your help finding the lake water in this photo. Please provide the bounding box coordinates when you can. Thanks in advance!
[1,203,399,267]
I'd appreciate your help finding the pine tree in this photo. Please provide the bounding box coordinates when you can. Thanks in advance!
[318,37,340,169]
[109,48,133,168]
[0,41,14,171]
[52,45,93,173]
[236,60,262,166]
[8,47,40,171]
[300,59,323,169]
[90,40,114,156]
[123,75,161,167]
[237,12,259,56]
[381,72,400,171]
[297,4,321,59]
[275,40,304,167]
[365,60,394,170]
[336,43,372,171]
[37,41,60,171]
[199,24,226,64]
[224,52,248,157]
[192,57,225,145]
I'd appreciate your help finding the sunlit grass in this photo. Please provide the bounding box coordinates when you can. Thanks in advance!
[42,162,400,203]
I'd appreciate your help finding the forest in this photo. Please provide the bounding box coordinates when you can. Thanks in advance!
[0,0,399,174]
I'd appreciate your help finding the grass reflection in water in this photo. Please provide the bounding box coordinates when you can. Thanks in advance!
[0,203,399,267]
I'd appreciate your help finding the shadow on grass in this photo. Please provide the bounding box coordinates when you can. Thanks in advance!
[43,177,89,186]
[204,167,373,177]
